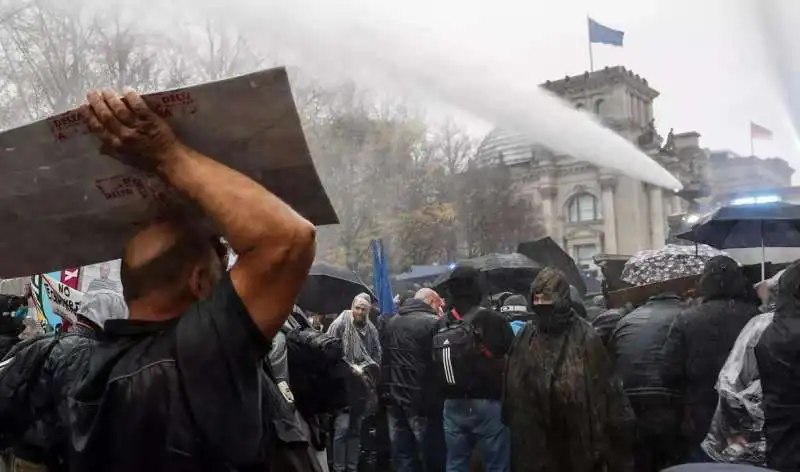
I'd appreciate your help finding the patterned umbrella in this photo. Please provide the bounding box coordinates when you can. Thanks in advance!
[621,244,728,286]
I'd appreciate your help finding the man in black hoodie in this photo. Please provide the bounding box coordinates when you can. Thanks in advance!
[667,256,760,461]
[381,288,443,472]
[439,265,513,472]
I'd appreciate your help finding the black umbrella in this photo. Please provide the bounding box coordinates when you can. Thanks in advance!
[433,253,542,298]
[677,202,800,279]
[518,237,586,295]
[297,262,374,315]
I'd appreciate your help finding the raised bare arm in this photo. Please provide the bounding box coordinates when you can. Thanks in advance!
[81,88,315,337]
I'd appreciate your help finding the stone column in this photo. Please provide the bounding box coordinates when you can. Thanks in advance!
[599,176,618,254]
[638,99,647,127]
[649,185,666,248]
[537,186,558,238]
[672,194,683,214]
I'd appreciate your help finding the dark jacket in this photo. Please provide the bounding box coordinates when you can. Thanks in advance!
[0,334,21,360]
[755,262,800,472]
[503,307,634,472]
[265,326,324,471]
[668,257,761,449]
[1,330,96,470]
[380,299,440,414]
[439,307,514,401]
[610,294,685,396]
[592,305,631,346]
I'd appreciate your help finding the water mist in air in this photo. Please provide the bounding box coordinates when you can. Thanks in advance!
[209,0,682,190]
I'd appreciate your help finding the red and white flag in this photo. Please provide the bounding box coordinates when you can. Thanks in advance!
[751,122,773,140]
[60,267,80,290]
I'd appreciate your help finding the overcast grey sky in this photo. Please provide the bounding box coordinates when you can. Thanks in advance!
[155,0,800,178]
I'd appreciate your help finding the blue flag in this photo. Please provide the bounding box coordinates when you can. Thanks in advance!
[370,239,396,315]
[588,18,624,46]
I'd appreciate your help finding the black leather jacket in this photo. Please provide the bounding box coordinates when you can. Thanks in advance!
[5,329,97,470]
[610,294,685,396]
[380,299,440,414]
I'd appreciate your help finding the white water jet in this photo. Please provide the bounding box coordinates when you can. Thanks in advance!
[201,0,682,190]
[757,0,800,154]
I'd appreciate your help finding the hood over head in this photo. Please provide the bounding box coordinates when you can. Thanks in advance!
[531,267,572,313]
[697,255,756,302]
[531,267,575,332]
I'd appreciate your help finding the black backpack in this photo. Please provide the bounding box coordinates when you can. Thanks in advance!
[432,307,490,392]
[284,328,350,418]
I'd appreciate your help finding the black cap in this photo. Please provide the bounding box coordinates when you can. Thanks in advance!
[500,294,531,317]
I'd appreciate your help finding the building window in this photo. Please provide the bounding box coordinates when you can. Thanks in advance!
[568,193,602,222]
[574,244,599,278]
[594,99,605,115]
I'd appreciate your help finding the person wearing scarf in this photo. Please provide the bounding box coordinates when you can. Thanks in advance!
[327,294,381,472]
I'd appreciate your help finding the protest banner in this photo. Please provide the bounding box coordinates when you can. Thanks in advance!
[0,67,338,278]
[29,275,55,331]
[40,274,82,323]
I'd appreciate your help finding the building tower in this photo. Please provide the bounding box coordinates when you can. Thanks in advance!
[475,66,707,273]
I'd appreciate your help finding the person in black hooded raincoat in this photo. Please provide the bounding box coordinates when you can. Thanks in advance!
[755,260,800,472]
[667,255,761,460]
[502,267,634,472]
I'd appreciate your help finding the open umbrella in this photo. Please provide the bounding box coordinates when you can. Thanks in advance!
[621,243,727,286]
[434,253,542,297]
[677,202,800,279]
[297,262,374,315]
[518,237,586,295]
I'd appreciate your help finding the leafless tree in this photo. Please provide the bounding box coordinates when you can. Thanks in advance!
[0,0,171,128]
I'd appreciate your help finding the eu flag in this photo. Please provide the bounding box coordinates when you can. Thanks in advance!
[588,18,624,46]
[370,239,396,315]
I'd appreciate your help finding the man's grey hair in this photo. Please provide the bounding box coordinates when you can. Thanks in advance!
[352,293,371,306]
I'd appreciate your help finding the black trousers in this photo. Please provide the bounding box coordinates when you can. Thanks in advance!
[628,393,684,472]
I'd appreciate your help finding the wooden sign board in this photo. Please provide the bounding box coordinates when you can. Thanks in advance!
[607,274,701,309]
[0,67,338,278]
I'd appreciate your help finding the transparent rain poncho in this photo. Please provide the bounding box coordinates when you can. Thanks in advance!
[701,312,774,465]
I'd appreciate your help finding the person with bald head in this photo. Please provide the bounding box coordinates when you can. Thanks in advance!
[67,87,316,472]
[380,287,445,472]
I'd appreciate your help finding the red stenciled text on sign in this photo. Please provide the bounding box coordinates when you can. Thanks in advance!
[150,90,198,118]
[49,110,89,143]
[95,175,152,201]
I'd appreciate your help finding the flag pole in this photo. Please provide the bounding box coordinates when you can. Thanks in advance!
[587,16,595,72]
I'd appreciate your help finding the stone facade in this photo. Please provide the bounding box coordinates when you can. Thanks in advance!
[475,66,707,276]
[706,150,794,202]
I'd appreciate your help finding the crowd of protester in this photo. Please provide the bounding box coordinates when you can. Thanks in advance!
[0,86,797,472]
